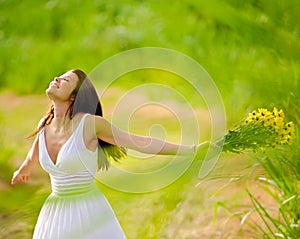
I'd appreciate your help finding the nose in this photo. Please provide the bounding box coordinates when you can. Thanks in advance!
[54,77,61,82]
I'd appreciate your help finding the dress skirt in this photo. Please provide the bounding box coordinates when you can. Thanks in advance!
[33,184,126,239]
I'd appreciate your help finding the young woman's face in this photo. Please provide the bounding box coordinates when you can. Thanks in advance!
[46,71,79,102]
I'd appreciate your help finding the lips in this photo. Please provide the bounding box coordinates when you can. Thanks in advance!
[49,81,59,88]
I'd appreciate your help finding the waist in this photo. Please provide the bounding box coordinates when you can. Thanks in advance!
[50,173,95,196]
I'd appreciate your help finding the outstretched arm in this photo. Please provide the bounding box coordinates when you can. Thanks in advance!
[11,133,40,185]
[94,116,196,155]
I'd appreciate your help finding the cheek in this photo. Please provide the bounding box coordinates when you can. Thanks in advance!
[58,88,73,101]
[63,84,75,95]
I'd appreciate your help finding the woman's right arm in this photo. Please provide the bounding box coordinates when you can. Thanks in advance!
[11,126,40,185]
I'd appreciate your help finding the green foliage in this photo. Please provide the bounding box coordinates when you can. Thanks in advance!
[0,113,14,182]
[247,125,300,238]
[1,1,300,238]
[0,0,299,115]
[223,122,300,237]
[243,98,300,238]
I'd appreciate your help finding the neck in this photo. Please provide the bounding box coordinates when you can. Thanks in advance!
[52,101,72,129]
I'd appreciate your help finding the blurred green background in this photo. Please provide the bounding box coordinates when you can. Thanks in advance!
[0,0,299,238]
[1,0,299,106]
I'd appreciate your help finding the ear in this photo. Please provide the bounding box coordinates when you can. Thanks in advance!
[70,94,75,102]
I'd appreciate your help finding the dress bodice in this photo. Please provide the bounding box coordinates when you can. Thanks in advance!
[38,114,98,195]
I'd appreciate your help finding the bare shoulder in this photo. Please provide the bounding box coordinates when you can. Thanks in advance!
[80,114,100,138]
[85,114,108,128]
[72,113,102,124]
[85,114,106,123]
[85,114,110,135]
[73,112,90,124]
[70,113,96,140]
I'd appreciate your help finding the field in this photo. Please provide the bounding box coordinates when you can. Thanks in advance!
[0,0,299,238]
[0,92,275,238]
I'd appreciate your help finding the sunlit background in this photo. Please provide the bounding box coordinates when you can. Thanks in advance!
[0,0,299,238]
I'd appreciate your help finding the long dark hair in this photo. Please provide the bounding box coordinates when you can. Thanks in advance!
[30,69,126,170]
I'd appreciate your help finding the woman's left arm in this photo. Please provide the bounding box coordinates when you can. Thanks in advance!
[93,115,195,155]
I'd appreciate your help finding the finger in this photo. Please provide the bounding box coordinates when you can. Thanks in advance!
[26,176,29,181]
[11,177,18,185]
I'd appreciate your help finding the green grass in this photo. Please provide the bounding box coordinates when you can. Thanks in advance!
[0,0,300,238]
[245,124,300,238]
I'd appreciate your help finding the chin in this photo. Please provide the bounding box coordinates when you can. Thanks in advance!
[46,87,51,95]
[46,88,55,99]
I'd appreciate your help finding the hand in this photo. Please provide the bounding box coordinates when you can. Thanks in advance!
[194,141,221,152]
[11,170,30,185]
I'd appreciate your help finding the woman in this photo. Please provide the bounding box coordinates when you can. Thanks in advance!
[11,69,198,239]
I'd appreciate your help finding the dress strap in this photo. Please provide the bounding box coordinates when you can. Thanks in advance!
[78,113,89,129]
[74,113,90,140]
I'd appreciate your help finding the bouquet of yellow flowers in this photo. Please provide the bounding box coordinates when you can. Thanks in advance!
[216,108,295,153]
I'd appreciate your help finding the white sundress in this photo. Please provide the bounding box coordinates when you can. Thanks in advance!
[33,114,127,239]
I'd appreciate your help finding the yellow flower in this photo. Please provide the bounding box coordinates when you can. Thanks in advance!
[258,108,272,118]
[281,139,288,145]
[285,122,295,132]
[246,109,274,124]
[272,107,285,118]
[245,110,258,123]
[264,118,274,127]
[226,107,296,153]
[245,115,253,124]
[273,117,284,131]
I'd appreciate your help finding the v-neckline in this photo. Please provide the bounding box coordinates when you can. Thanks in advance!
[43,115,84,166]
